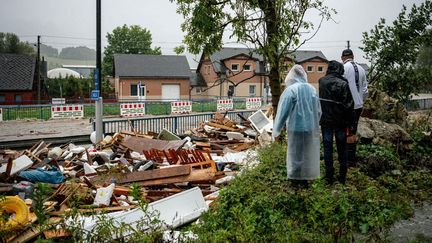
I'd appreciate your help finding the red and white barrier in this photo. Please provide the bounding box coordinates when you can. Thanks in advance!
[0,108,2,121]
[120,103,145,117]
[171,101,192,114]
[51,105,84,119]
[217,99,233,111]
[246,97,262,110]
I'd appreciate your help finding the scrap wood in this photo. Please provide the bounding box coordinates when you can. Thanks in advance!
[8,217,62,243]
[43,229,71,240]
[207,121,238,132]
[137,168,216,187]
[121,136,186,153]
[47,205,138,216]
[116,165,191,184]
[232,143,254,152]
[195,141,211,147]
[120,130,153,139]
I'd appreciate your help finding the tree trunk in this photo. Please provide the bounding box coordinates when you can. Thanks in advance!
[261,1,282,117]
[269,66,281,116]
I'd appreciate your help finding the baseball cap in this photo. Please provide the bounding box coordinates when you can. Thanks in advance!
[341,49,353,57]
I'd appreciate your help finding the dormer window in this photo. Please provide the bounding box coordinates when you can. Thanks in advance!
[243,64,251,71]
[306,65,314,73]
[231,64,239,72]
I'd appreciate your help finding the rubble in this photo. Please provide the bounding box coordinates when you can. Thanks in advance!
[0,110,271,241]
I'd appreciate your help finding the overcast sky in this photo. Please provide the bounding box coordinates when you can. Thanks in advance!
[0,0,426,67]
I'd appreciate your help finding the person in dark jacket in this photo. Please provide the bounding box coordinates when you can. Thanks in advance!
[319,60,355,184]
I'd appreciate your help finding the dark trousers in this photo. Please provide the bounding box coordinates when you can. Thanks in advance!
[322,126,348,184]
[348,108,363,166]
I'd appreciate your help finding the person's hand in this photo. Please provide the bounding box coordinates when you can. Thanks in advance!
[348,126,356,136]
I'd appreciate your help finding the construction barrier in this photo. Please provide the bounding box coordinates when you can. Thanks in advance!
[171,101,192,114]
[120,103,145,117]
[51,105,84,119]
[217,99,234,111]
[246,97,262,110]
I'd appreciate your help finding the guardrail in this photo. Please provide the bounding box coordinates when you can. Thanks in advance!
[96,110,260,135]
[405,98,432,111]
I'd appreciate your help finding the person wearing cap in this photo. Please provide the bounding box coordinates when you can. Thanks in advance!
[341,49,368,166]
[319,60,355,184]
[273,65,322,188]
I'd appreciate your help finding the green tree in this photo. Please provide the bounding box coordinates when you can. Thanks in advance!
[59,46,95,60]
[361,2,432,103]
[0,32,35,55]
[171,0,333,113]
[102,25,161,76]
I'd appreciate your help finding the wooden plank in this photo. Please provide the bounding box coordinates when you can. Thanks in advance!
[48,205,137,216]
[117,165,191,184]
[207,121,238,131]
[138,169,215,186]
[195,141,211,147]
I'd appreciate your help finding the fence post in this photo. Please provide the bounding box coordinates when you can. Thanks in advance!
[165,102,169,115]
[40,105,43,120]
[173,116,178,134]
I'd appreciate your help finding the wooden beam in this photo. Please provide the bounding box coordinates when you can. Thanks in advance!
[207,121,238,131]
[137,169,215,186]
[117,165,191,184]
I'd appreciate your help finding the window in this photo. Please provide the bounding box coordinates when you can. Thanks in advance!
[306,65,314,72]
[130,84,138,96]
[231,64,239,72]
[196,87,204,94]
[14,94,22,102]
[228,85,235,97]
[249,85,256,95]
[206,65,211,75]
[317,66,324,73]
[0,94,5,102]
[243,64,252,71]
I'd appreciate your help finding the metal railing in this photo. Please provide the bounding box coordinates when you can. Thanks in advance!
[405,98,432,111]
[97,109,259,135]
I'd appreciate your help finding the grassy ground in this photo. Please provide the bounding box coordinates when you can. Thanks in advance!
[190,135,432,242]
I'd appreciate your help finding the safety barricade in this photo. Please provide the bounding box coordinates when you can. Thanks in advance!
[171,101,192,114]
[51,105,84,119]
[217,99,234,111]
[120,103,145,117]
[246,97,262,110]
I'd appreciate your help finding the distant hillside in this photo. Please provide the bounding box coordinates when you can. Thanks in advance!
[40,44,58,57]
[44,56,95,70]
[59,46,96,60]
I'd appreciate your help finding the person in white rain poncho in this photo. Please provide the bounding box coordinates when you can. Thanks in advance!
[273,65,322,186]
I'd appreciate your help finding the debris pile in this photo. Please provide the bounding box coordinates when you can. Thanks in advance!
[0,110,272,241]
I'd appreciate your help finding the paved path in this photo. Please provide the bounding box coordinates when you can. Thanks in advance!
[388,203,432,242]
[0,118,92,143]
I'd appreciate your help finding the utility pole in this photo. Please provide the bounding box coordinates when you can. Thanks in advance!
[95,0,103,143]
[36,35,41,104]
[347,40,350,49]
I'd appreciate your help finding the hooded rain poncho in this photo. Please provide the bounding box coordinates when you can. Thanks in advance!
[273,65,321,180]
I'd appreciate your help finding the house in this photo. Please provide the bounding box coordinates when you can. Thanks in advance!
[0,53,39,104]
[193,48,328,99]
[113,54,191,101]
[284,50,329,90]
[194,47,267,99]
